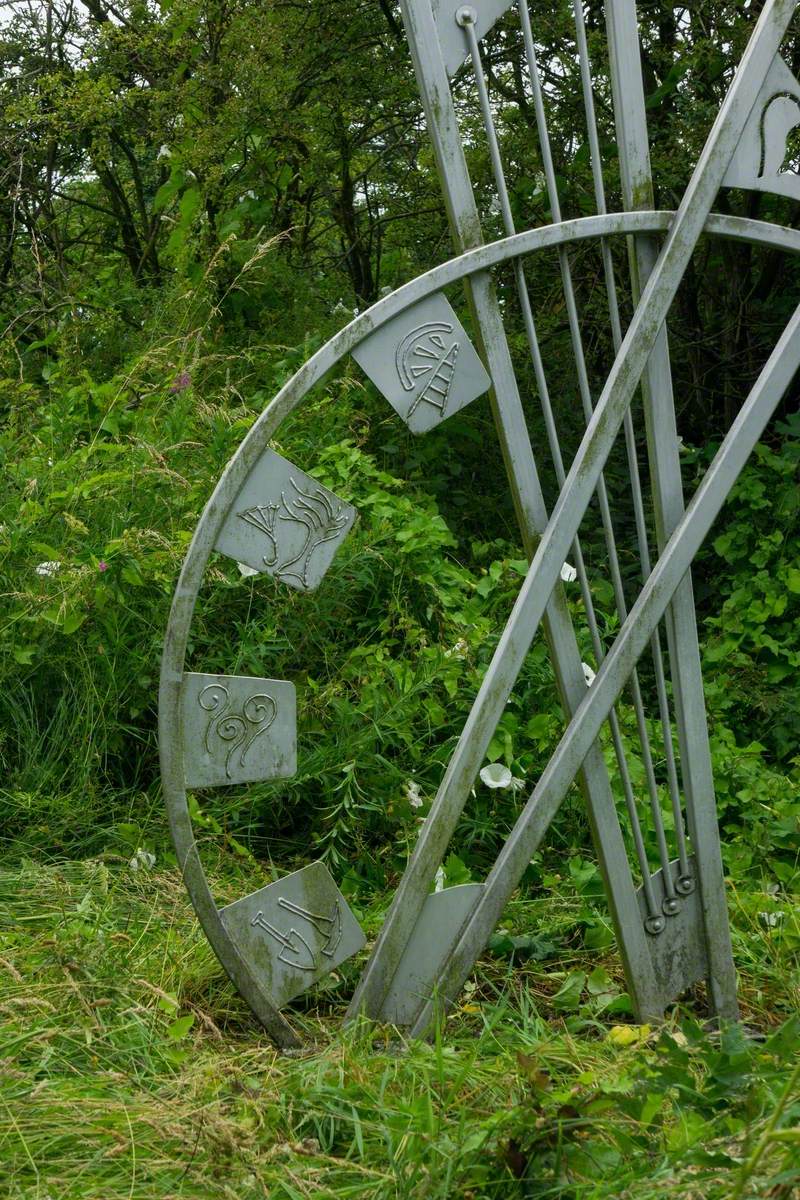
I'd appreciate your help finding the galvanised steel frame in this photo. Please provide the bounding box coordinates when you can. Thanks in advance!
[159,0,800,1045]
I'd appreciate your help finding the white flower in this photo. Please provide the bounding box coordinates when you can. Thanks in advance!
[510,775,526,793]
[560,561,577,583]
[434,865,445,892]
[582,662,596,687]
[480,763,513,789]
[332,299,348,317]
[35,561,61,577]
[444,638,468,659]
[241,189,256,200]
[157,144,171,160]
[758,910,784,927]
[405,779,423,809]
[129,848,156,873]
[237,562,259,578]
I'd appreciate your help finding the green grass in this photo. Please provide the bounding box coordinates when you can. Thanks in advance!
[1,851,798,1199]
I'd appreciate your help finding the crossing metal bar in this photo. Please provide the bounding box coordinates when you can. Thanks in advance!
[569,0,690,900]
[362,0,794,1028]
[347,0,666,1024]
[408,295,800,1034]
[461,10,663,922]
[606,0,740,1014]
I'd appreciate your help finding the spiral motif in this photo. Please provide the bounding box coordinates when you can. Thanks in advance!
[198,684,277,777]
[199,683,230,754]
[240,693,277,765]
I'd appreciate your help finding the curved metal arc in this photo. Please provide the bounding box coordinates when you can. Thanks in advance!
[159,209,800,1037]
[407,296,800,1035]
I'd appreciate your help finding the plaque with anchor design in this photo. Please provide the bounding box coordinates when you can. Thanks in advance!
[219,862,366,1007]
[351,293,491,434]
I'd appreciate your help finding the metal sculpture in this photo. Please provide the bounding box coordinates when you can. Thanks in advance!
[159,0,800,1046]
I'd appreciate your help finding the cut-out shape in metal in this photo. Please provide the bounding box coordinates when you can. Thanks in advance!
[723,54,800,201]
[352,293,491,434]
[219,862,365,1008]
[182,672,296,788]
[215,448,357,591]
[433,0,512,76]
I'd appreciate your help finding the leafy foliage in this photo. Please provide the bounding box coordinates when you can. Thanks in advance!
[1,0,800,1195]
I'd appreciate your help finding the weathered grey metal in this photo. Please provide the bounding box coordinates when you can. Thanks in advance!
[462,5,669,937]
[349,0,797,1031]
[606,0,739,1018]
[379,883,484,1025]
[159,206,800,1043]
[351,293,491,432]
[405,294,800,1035]
[433,0,508,75]
[214,448,356,591]
[348,0,669,1030]
[219,863,365,1008]
[469,0,696,934]
[723,54,800,200]
[182,672,296,789]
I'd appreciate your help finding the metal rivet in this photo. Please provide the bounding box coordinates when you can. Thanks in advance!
[676,875,695,896]
[662,896,681,917]
[644,915,666,936]
[456,6,477,27]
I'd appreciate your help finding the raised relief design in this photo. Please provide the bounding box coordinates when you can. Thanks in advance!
[396,321,460,421]
[182,672,296,788]
[199,683,276,780]
[215,449,357,591]
[352,293,491,434]
[723,55,800,201]
[249,897,343,973]
[220,862,366,1007]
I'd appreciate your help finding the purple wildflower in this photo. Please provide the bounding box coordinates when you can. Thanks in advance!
[169,371,191,393]
[98,561,108,572]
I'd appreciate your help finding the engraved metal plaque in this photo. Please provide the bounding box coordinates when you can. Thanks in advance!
[215,448,357,591]
[220,862,366,1007]
[182,672,296,789]
[352,294,491,434]
[723,55,800,202]
[433,0,512,77]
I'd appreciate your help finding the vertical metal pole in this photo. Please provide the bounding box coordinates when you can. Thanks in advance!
[605,0,738,1018]
[348,0,663,1023]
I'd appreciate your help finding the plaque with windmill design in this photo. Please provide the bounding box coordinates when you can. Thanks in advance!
[352,293,491,433]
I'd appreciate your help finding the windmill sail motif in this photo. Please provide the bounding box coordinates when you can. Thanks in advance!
[396,321,460,421]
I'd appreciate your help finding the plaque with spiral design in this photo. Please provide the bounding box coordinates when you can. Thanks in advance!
[181,672,296,788]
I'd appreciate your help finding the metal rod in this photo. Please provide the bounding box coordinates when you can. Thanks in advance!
[348,0,667,1025]
[462,11,663,919]
[368,0,795,1027]
[408,294,800,1035]
[468,5,673,910]
[570,0,691,893]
